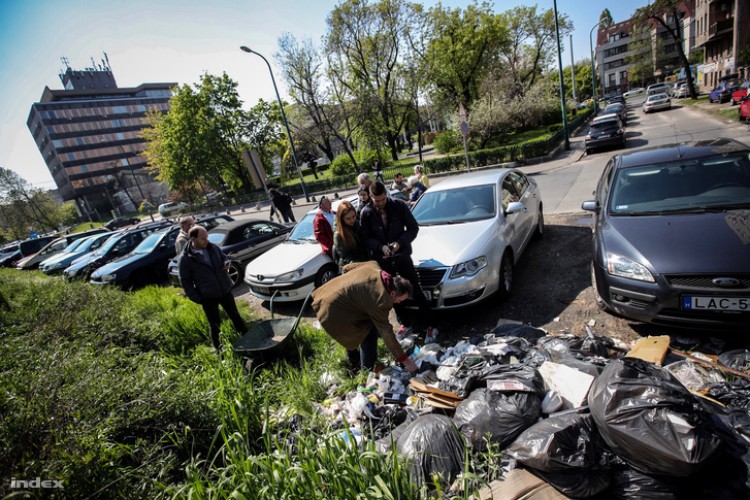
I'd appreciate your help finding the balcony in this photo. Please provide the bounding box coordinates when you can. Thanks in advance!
[709,17,733,38]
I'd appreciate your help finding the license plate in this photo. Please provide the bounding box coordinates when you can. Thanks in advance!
[682,296,749,312]
[253,286,271,295]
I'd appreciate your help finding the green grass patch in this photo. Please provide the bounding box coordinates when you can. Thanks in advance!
[69,221,105,233]
[0,270,501,498]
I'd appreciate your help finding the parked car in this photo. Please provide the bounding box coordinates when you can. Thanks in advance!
[188,220,292,287]
[709,77,740,103]
[104,217,141,230]
[672,83,688,99]
[63,222,171,281]
[585,115,626,154]
[408,169,543,309]
[90,226,181,289]
[731,81,750,105]
[15,228,110,270]
[0,235,57,268]
[243,197,358,302]
[0,243,20,267]
[740,96,750,122]
[581,138,750,330]
[39,232,115,275]
[623,88,645,98]
[158,201,188,217]
[606,95,626,106]
[642,93,671,113]
[646,82,671,96]
[600,103,627,125]
[164,213,237,284]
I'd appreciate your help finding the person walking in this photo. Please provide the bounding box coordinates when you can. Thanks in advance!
[269,188,296,223]
[333,200,368,271]
[313,196,335,257]
[175,215,195,255]
[358,182,437,341]
[311,261,418,373]
[178,225,247,350]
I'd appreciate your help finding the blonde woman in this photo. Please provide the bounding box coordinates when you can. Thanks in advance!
[414,165,430,188]
[333,200,369,271]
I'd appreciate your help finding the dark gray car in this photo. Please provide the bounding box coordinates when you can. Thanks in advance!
[581,138,750,331]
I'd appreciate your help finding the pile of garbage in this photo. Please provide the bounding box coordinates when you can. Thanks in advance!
[312,324,750,498]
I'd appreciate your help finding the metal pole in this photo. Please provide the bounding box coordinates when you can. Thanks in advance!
[118,145,154,221]
[553,0,570,151]
[590,23,601,101]
[569,34,577,103]
[240,46,310,202]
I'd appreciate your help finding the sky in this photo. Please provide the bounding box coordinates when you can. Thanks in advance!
[0,0,647,189]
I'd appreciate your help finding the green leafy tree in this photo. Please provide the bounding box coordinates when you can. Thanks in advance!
[0,167,61,240]
[626,24,655,87]
[633,0,698,98]
[498,5,572,99]
[599,9,614,28]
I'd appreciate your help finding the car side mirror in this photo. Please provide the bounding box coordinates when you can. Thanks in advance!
[581,200,599,212]
[505,201,524,215]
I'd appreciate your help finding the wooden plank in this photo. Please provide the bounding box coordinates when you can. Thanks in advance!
[672,349,750,380]
[625,335,671,365]
[425,394,460,409]
[409,379,463,400]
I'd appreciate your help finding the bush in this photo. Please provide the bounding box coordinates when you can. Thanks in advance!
[329,154,356,176]
[432,131,460,154]
[353,147,383,172]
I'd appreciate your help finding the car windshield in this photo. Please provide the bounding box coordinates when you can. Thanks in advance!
[412,184,496,224]
[609,154,750,215]
[62,238,87,253]
[287,213,318,242]
[79,233,112,251]
[647,94,668,101]
[132,232,163,255]
[591,120,619,130]
[208,232,227,245]
[94,233,125,255]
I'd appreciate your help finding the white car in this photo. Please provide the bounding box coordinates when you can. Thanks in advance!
[158,201,188,217]
[409,169,543,309]
[623,88,645,98]
[243,197,354,302]
[642,93,671,113]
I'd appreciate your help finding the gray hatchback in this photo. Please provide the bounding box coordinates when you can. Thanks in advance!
[582,138,750,331]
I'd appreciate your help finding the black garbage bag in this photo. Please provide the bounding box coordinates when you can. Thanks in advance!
[395,414,465,489]
[507,411,613,498]
[537,336,574,361]
[481,364,545,393]
[523,347,553,368]
[588,358,723,477]
[569,334,616,358]
[454,387,541,450]
[375,410,418,454]
[718,349,750,374]
[603,464,686,499]
[706,381,750,413]
[489,323,547,343]
[558,355,603,377]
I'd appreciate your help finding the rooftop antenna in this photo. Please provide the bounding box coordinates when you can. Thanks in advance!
[60,56,71,70]
[103,52,111,70]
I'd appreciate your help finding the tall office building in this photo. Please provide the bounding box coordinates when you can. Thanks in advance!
[27,55,175,219]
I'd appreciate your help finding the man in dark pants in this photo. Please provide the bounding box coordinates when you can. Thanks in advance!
[358,182,437,340]
[179,225,247,349]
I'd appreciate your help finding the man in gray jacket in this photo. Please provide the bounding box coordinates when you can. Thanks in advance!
[179,225,246,349]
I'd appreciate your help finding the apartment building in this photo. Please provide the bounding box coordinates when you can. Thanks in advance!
[596,20,636,95]
[27,57,175,219]
[694,0,750,91]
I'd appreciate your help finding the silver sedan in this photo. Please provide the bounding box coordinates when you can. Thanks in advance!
[410,169,544,309]
[643,93,671,113]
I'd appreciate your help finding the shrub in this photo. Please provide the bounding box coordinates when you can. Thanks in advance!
[432,131,460,154]
[329,154,356,176]
[353,147,383,172]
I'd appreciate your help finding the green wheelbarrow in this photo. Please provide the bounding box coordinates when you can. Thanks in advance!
[233,291,313,356]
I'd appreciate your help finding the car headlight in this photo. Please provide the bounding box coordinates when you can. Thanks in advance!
[606,253,654,282]
[450,256,487,279]
[275,269,304,282]
[99,274,116,283]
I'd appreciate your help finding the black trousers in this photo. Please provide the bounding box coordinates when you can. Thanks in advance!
[346,325,379,370]
[201,292,247,348]
[376,253,431,329]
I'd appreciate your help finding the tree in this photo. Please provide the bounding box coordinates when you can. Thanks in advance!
[0,167,61,240]
[633,0,698,98]
[498,5,572,99]
[625,24,655,87]
[599,9,613,28]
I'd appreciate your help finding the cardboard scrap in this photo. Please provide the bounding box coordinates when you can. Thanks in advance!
[625,335,671,365]
[538,361,595,409]
[409,378,463,401]
[473,469,569,500]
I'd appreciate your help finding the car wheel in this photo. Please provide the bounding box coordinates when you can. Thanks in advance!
[315,264,338,287]
[227,261,243,287]
[497,250,513,301]
[591,263,611,312]
[534,206,544,239]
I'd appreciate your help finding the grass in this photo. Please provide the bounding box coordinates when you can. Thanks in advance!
[0,270,502,498]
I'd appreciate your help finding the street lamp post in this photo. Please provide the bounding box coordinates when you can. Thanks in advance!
[240,46,310,202]
[118,146,154,221]
[589,21,604,101]
[553,0,569,151]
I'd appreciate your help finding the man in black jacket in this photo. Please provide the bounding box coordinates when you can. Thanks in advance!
[269,188,295,223]
[358,182,436,340]
[179,225,247,349]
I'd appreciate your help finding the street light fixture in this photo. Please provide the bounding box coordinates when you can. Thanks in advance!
[552,0,569,151]
[118,145,154,222]
[589,21,605,101]
[240,45,310,202]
